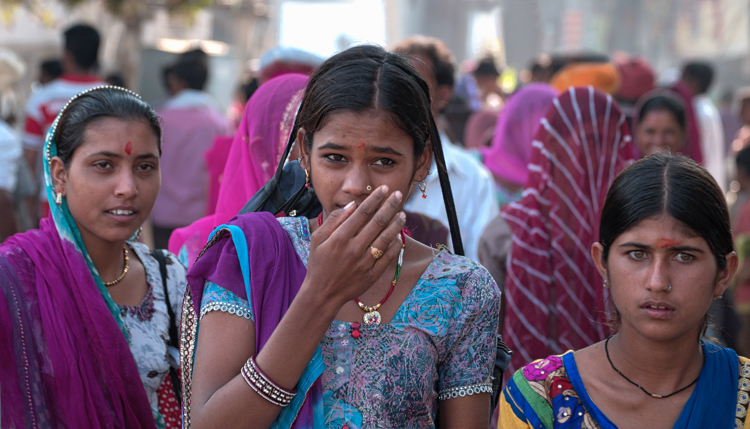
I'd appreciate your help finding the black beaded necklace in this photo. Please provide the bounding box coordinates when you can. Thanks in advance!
[604,336,700,399]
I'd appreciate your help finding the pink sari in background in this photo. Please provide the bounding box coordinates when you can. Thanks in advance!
[481,83,557,188]
[501,87,633,374]
[169,74,308,266]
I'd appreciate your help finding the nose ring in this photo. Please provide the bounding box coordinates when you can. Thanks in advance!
[667,284,672,291]
[366,185,372,192]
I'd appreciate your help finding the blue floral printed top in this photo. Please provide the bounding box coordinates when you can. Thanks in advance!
[200,217,501,428]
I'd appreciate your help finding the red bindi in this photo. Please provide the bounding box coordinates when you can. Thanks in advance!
[357,142,366,150]
[124,141,132,155]
[655,238,679,249]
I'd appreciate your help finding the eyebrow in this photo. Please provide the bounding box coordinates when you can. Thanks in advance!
[86,151,158,160]
[317,142,404,157]
[618,242,705,253]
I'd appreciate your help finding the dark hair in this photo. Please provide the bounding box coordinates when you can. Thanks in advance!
[56,88,162,167]
[169,60,208,90]
[63,24,100,70]
[737,146,750,176]
[294,44,464,255]
[682,61,714,94]
[242,77,259,105]
[637,94,686,131]
[599,154,732,336]
[179,48,209,65]
[600,153,733,270]
[40,59,63,80]
[105,72,127,89]
[474,56,500,77]
[392,36,456,88]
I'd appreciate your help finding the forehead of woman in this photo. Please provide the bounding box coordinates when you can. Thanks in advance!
[77,117,159,156]
[315,108,410,146]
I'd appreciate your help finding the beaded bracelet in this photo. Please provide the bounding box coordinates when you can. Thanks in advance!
[240,356,296,407]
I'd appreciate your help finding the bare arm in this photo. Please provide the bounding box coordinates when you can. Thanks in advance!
[439,394,491,429]
[190,187,407,429]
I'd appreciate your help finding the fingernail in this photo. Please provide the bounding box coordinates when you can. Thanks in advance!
[381,185,389,193]
[344,201,355,209]
[394,190,403,201]
[399,212,406,220]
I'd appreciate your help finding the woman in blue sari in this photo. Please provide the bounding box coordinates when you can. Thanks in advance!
[499,153,750,428]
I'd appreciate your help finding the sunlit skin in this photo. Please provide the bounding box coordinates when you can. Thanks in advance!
[636,110,686,156]
[566,215,738,429]
[300,108,441,322]
[49,118,161,306]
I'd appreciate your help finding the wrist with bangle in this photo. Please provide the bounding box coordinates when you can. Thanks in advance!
[240,356,297,407]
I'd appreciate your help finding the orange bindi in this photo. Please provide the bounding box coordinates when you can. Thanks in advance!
[655,238,679,249]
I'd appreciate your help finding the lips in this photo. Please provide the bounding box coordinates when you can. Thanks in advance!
[640,300,675,319]
[107,209,134,216]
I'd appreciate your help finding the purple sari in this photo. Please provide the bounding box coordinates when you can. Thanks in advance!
[0,217,155,428]
[181,211,323,429]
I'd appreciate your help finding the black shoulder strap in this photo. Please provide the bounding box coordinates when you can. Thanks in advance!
[152,249,182,405]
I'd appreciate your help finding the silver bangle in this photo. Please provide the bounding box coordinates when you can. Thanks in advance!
[240,356,296,406]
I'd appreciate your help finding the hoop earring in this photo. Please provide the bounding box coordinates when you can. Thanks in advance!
[55,192,63,205]
[304,169,310,188]
[418,181,427,199]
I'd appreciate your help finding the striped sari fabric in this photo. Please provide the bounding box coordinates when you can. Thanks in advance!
[501,86,634,373]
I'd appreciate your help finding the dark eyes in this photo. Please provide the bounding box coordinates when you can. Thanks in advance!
[323,154,395,167]
[92,161,156,172]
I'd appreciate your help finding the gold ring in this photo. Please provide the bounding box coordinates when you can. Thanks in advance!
[371,246,384,259]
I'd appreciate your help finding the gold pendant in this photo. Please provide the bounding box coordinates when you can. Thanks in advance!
[363,310,382,325]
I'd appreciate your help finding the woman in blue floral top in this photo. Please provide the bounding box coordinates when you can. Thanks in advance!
[181,45,501,429]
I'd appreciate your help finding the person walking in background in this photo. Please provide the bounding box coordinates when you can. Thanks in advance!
[633,90,688,158]
[393,35,498,261]
[21,23,106,223]
[151,53,231,249]
[168,73,308,267]
[499,154,747,429]
[1,87,187,428]
[680,62,726,191]
[501,87,633,374]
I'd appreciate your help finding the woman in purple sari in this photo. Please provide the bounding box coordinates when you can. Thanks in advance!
[0,86,186,428]
[182,45,501,429]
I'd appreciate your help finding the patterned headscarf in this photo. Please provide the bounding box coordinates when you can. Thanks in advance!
[501,86,633,373]
[0,86,156,428]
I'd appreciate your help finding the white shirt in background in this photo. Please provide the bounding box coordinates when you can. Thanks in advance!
[694,95,727,191]
[405,134,498,262]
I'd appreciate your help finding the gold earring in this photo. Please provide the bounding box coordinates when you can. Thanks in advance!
[55,192,63,205]
[418,181,427,199]
[366,185,372,192]
[304,169,310,188]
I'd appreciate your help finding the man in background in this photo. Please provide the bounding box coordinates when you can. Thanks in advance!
[393,36,498,261]
[151,53,231,249]
[22,24,105,222]
[681,61,726,191]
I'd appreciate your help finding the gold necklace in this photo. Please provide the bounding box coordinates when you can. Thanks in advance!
[103,246,129,287]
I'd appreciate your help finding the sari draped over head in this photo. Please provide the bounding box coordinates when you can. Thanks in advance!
[181,211,323,429]
[481,83,558,189]
[0,92,156,428]
[501,86,634,374]
[631,88,693,160]
[168,74,308,267]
